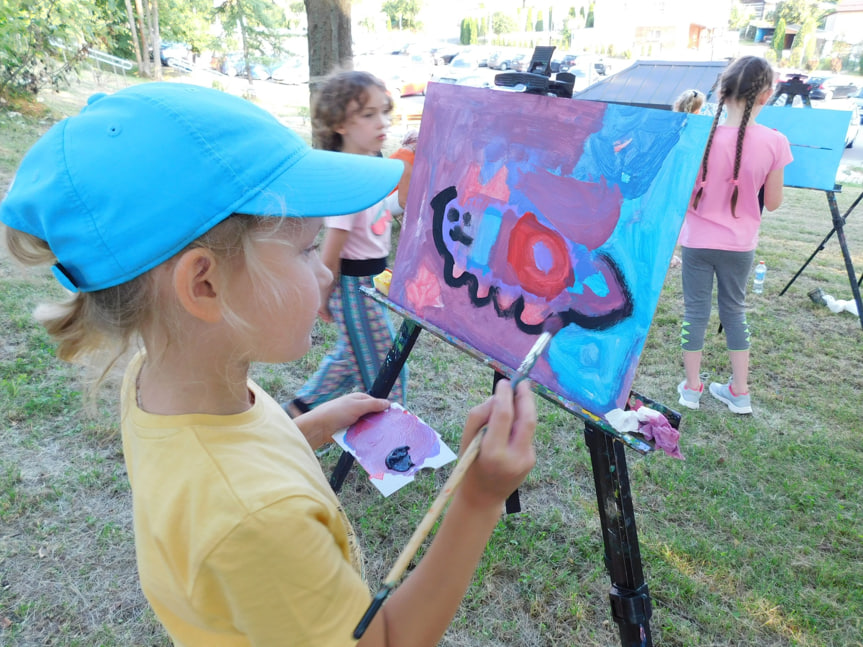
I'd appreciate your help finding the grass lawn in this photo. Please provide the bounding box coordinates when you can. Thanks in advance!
[1,72,862,646]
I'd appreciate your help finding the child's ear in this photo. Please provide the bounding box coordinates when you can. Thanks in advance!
[172,248,223,323]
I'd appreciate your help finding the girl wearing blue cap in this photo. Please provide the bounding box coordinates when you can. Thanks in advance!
[289,70,412,418]
[1,83,536,646]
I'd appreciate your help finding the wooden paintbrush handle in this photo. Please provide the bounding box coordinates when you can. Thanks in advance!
[383,429,485,585]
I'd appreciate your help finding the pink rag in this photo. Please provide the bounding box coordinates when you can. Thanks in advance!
[633,400,684,460]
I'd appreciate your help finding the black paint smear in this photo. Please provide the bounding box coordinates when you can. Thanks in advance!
[385,446,415,472]
[449,225,474,246]
[430,185,634,333]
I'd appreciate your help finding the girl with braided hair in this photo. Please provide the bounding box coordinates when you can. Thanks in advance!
[676,56,792,414]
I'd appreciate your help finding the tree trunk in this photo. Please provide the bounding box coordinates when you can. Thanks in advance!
[304,0,352,101]
[134,0,150,77]
[124,0,143,71]
[236,0,254,86]
[150,0,163,81]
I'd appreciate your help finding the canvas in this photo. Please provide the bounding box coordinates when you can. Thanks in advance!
[757,105,851,191]
[389,83,712,416]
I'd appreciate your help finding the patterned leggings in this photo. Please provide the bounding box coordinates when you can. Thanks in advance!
[295,274,407,409]
[680,246,753,352]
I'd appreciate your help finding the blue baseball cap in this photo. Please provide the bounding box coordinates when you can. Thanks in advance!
[0,82,403,292]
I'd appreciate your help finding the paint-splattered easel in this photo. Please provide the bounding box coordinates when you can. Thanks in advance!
[329,289,681,647]
[759,81,863,330]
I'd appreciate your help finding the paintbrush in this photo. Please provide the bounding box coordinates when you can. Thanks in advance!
[352,314,564,640]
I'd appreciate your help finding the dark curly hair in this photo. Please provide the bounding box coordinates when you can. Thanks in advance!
[311,70,392,151]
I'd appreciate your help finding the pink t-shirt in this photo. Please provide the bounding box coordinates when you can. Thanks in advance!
[678,123,792,252]
[325,192,403,261]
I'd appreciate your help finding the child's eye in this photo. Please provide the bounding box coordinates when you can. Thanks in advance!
[303,243,320,256]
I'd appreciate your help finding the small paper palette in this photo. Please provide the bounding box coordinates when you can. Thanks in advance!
[333,403,457,496]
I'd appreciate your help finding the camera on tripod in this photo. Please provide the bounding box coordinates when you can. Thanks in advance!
[494,45,575,99]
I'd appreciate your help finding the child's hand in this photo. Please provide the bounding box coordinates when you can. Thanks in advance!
[293,393,390,449]
[458,380,536,510]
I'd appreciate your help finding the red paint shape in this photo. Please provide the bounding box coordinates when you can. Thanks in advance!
[506,212,573,299]
[461,163,510,203]
[405,262,443,316]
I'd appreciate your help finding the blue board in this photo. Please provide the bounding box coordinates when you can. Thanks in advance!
[757,106,850,191]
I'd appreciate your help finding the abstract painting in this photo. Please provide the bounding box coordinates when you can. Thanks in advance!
[757,105,851,191]
[333,404,457,496]
[389,83,713,417]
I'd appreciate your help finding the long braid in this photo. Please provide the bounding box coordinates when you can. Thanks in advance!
[693,56,774,216]
[730,92,756,217]
[692,97,724,209]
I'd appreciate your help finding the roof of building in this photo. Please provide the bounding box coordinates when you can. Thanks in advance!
[573,59,729,110]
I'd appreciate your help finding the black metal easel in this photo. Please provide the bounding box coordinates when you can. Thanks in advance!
[768,76,863,330]
[328,47,686,644]
[329,288,681,647]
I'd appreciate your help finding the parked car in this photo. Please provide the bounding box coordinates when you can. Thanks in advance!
[488,49,523,71]
[510,52,531,72]
[551,53,579,74]
[808,76,860,101]
[385,63,432,98]
[430,45,460,66]
[235,59,271,81]
[851,87,863,123]
[846,103,860,148]
[431,52,480,82]
[159,42,192,67]
[269,58,309,85]
[212,52,243,76]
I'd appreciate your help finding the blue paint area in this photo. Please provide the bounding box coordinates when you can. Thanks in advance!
[574,105,688,199]
[471,207,502,267]
[583,271,610,298]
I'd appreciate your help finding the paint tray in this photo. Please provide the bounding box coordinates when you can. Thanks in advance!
[332,403,457,497]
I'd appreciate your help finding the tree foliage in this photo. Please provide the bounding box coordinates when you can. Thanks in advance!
[772,17,786,58]
[491,11,517,35]
[0,0,108,95]
[460,17,478,45]
[585,1,595,28]
[382,0,421,31]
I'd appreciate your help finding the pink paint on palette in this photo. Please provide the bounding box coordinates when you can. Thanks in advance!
[333,404,457,497]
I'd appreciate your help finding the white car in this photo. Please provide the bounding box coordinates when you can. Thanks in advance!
[847,103,860,148]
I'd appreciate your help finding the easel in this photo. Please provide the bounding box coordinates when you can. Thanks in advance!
[329,289,680,647]
[767,76,863,330]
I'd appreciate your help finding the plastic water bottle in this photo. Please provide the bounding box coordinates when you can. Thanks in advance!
[752,261,767,294]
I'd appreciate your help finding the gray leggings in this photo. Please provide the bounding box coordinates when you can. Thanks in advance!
[680,246,754,352]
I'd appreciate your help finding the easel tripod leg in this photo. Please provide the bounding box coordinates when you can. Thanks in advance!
[827,192,863,331]
[780,191,863,297]
[329,320,423,492]
[584,420,653,647]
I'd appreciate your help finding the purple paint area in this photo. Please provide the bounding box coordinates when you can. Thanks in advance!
[343,407,441,479]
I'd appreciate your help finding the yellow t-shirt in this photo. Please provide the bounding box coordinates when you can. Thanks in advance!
[120,352,369,646]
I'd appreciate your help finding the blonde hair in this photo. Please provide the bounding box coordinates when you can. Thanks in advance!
[673,89,705,114]
[312,69,392,151]
[5,215,300,392]
[692,56,775,217]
